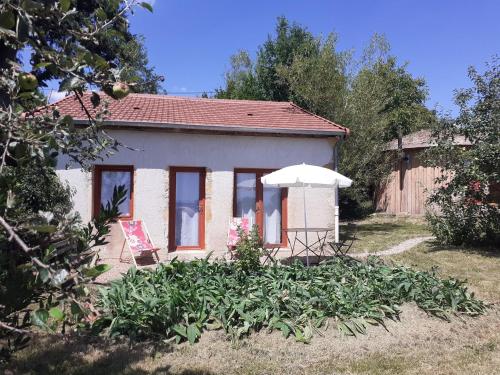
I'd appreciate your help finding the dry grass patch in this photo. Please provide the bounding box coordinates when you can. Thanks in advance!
[347,216,431,254]
[5,304,500,375]
[390,241,500,303]
[4,237,500,375]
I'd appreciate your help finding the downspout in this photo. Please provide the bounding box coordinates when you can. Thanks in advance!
[333,136,343,243]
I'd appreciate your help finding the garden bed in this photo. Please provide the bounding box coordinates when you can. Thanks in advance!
[96,256,485,344]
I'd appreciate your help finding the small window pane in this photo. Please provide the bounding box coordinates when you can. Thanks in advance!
[175,172,200,246]
[264,186,281,244]
[236,173,256,226]
[101,171,131,216]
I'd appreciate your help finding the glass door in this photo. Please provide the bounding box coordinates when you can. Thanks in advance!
[234,169,287,246]
[169,167,205,251]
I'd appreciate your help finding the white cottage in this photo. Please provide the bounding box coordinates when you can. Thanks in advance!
[54,93,349,259]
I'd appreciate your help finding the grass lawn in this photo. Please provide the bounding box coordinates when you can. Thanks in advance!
[345,215,431,254]
[4,219,500,375]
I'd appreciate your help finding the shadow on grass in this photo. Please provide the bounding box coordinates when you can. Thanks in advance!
[344,222,407,234]
[423,240,500,259]
[4,335,214,375]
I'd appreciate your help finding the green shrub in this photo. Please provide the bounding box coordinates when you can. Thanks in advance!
[233,225,263,272]
[424,58,499,247]
[426,201,499,246]
[96,257,486,344]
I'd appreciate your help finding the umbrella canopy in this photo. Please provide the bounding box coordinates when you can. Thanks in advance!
[261,163,352,188]
[261,163,352,266]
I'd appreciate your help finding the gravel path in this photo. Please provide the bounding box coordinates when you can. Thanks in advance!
[352,236,435,258]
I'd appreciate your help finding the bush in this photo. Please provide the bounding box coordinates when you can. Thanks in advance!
[426,201,499,246]
[96,257,485,344]
[233,225,263,272]
[424,58,499,247]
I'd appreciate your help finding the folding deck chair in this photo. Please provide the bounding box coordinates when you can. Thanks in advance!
[226,217,250,260]
[119,220,161,267]
[328,223,358,256]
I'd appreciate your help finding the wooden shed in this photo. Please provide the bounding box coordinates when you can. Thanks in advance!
[375,130,470,216]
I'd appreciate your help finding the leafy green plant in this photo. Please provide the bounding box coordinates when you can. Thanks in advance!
[425,57,499,247]
[233,225,263,273]
[96,256,486,345]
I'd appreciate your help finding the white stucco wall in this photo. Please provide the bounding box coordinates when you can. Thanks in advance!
[56,129,337,257]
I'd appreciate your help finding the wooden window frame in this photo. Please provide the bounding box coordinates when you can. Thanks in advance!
[233,168,288,248]
[168,166,206,251]
[93,165,134,220]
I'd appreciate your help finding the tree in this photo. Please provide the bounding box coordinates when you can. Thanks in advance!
[0,0,156,349]
[338,36,435,214]
[215,16,319,101]
[425,57,500,246]
[214,50,260,99]
[215,23,436,216]
[276,34,350,123]
[111,34,165,94]
[255,16,319,101]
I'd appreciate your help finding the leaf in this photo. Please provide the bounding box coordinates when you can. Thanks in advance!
[83,264,112,278]
[0,11,16,29]
[39,268,50,283]
[34,62,52,69]
[32,225,57,233]
[31,309,49,327]
[95,8,107,21]
[70,301,84,316]
[140,2,153,12]
[49,307,65,321]
[172,324,187,338]
[90,92,101,108]
[59,0,71,12]
[187,324,200,344]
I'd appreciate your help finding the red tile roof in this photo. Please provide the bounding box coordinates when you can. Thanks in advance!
[50,92,348,136]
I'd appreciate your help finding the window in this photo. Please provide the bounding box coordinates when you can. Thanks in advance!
[234,169,287,246]
[169,167,206,251]
[93,165,134,219]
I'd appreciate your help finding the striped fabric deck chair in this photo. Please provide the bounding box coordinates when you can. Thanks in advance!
[119,220,160,267]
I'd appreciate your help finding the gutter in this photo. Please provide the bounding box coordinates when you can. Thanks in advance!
[73,119,347,138]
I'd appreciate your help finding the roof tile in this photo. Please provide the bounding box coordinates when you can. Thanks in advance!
[49,92,348,135]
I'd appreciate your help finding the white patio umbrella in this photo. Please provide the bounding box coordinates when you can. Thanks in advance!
[261,163,352,265]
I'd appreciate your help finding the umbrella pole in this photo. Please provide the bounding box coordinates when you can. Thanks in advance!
[303,185,309,266]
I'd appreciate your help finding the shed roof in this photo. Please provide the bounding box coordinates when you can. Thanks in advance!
[49,92,348,137]
[385,129,471,150]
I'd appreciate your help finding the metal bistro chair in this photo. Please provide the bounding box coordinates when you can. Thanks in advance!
[329,223,357,257]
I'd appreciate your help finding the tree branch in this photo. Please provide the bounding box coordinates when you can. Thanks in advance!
[0,320,29,334]
[0,215,49,269]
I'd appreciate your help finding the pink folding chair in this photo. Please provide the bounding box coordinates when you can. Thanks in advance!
[119,220,160,266]
[226,217,250,260]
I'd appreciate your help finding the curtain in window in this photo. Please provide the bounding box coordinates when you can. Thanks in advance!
[235,173,256,226]
[101,171,131,216]
[264,186,281,244]
[175,172,200,246]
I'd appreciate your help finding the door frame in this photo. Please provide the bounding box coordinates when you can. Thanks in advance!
[168,166,206,251]
[233,168,288,247]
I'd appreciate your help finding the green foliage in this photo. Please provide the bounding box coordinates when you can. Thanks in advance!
[96,257,485,344]
[425,57,500,246]
[233,225,264,273]
[107,34,165,94]
[215,20,436,215]
[214,51,261,100]
[0,0,157,345]
[215,17,319,101]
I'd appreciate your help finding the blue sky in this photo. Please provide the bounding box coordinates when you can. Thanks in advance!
[128,0,499,115]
